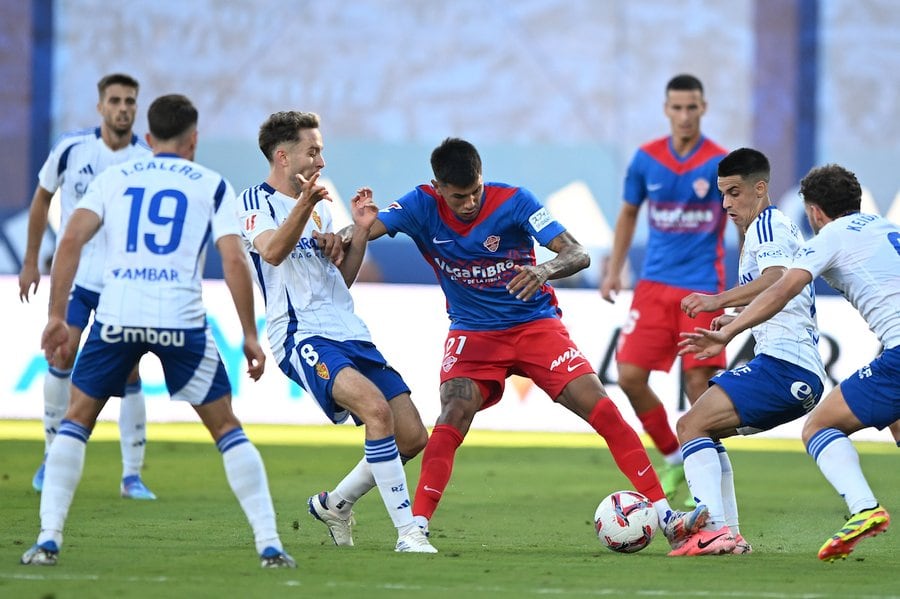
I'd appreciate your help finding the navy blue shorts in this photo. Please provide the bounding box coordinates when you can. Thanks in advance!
[66,285,100,329]
[278,336,409,424]
[840,345,900,430]
[73,321,230,403]
[712,353,823,434]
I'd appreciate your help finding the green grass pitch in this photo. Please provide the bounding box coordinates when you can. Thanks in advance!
[0,421,897,599]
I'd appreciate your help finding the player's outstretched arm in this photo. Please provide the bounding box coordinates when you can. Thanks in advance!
[600,203,639,303]
[255,172,330,266]
[334,187,377,287]
[507,231,589,301]
[681,265,787,318]
[678,267,813,359]
[18,186,55,302]
[218,234,265,380]
[41,208,100,363]
[334,210,389,247]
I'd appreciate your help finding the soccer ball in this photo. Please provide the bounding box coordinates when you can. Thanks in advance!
[593,490,658,553]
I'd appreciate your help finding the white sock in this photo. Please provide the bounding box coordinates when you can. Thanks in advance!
[330,457,375,514]
[37,420,91,548]
[218,428,282,554]
[716,445,740,535]
[119,383,147,479]
[811,430,877,515]
[42,368,71,453]
[365,436,414,531]
[682,437,725,528]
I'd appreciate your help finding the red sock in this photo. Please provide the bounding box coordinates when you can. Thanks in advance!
[413,424,464,520]
[637,403,680,457]
[589,398,665,502]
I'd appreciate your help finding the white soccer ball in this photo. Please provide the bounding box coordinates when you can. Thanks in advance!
[593,490,658,553]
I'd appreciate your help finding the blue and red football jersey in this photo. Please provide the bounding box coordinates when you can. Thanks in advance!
[623,135,728,293]
[377,183,566,331]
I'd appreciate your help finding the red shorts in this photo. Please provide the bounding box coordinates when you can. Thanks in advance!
[616,280,727,372]
[439,318,597,409]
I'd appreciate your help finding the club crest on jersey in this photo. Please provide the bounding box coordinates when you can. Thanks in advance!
[692,177,711,198]
[442,355,458,372]
[315,362,330,380]
[244,214,257,231]
[483,235,500,252]
[311,210,322,230]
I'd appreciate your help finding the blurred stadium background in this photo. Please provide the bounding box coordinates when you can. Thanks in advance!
[2,0,898,286]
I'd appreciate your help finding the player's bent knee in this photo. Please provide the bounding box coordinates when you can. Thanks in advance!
[800,417,821,446]
[357,398,393,428]
[674,413,695,444]
[397,426,428,457]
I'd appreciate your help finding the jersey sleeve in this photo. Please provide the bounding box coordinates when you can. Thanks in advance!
[514,187,566,246]
[236,187,278,248]
[755,219,797,273]
[211,179,240,242]
[622,149,647,206]
[792,224,839,279]
[36,138,70,193]
[377,187,423,237]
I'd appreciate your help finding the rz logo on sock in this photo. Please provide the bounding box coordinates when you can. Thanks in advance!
[391,484,405,492]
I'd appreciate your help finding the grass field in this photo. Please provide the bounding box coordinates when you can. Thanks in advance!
[1,421,897,599]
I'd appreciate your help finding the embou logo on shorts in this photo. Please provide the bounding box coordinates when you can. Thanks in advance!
[100,325,185,347]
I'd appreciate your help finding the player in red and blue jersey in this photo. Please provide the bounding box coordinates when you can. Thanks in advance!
[600,75,728,502]
[368,138,708,550]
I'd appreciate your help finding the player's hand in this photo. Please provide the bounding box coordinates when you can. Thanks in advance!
[507,264,549,301]
[710,313,736,331]
[600,273,621,304]
[243,337,266,381]
[350,187,378,230]
[677,328,728,359]
[40,317,71,366]
[312,231,346,267]
[18,264,41,302]
[681,292,719,318]
[295,172,330,206]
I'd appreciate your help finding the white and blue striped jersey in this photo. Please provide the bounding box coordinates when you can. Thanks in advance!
[793,213,900,349]
[237,182,371,363]
[76,153,238,328]
[37,127,152,292]
[740,206,825,381]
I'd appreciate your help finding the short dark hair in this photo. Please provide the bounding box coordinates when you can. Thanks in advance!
[799,164,862,218]
[666,74,704,95]
[431,138,482,188]
[718,147,770,183]
[147,94,198,141]
[258,111,320,162]
[97,73,139,99]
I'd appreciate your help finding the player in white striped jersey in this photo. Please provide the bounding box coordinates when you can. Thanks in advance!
[674,149,825,556]
[237,111,434,553]
[20,95,294,568]
[18,74,156,500]
[680,163,898,561]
